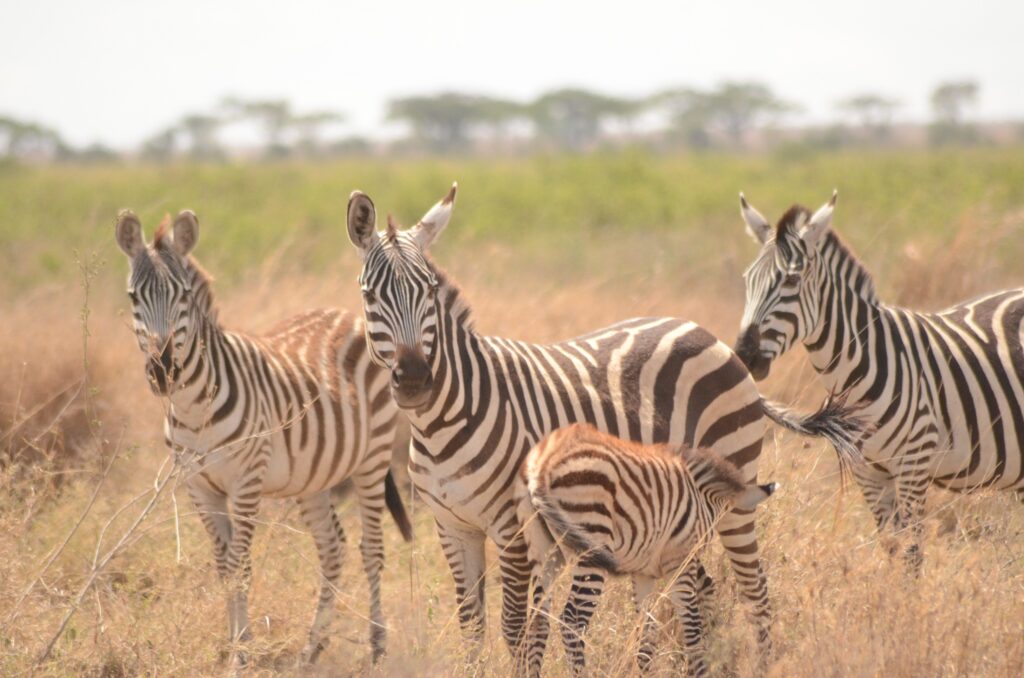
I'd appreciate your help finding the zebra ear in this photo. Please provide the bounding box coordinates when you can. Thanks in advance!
[411,182,457,249]
[740,193,772,244]
[172,210,199,256]
[734,482,777,511]
[115,209,145,257]
[347,190,379,257]
[800,190,837,248]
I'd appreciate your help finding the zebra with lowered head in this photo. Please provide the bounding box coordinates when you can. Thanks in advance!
[115,209,413,668]
[516,423,778,676]
[345,182,862,675]
[734,191,1024,568]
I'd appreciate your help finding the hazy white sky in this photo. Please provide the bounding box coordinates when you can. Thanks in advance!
[2,0,1022,148]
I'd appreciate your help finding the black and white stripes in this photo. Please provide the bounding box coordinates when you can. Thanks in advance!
[115,209,412,668]
[516,423,776,676]
[735,192,1024,566]
[346,183,861,675]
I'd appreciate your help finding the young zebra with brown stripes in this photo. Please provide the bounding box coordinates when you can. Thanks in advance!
[735,191,1024,568]
[115,210,413,668]
[345,183,862,674]
[516,423,778,676]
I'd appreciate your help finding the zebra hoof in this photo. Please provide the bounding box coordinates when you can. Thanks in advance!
[300,640,325,665]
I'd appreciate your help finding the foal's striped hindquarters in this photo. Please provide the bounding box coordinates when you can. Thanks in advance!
[736,191,1024,567]
[516,424,777,677]
[115,210,413,667]
[345,183,863,674]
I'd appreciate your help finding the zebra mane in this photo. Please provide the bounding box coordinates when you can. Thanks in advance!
[771,204,879,304]
[427,257,476,332]
[681,446,747,495]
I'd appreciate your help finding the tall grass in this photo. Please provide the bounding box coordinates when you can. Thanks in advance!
[2,149,1024,676]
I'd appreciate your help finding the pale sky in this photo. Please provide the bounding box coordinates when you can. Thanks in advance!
[2,0,1022,149]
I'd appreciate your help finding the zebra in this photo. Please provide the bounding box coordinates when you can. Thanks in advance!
[734,190,1024,568]
[344,182,863,674]
[114,209,414,668]
[515,423,777,676]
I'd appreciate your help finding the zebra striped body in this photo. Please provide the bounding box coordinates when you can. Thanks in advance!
[516,423,775,676]
[736,193,1024,566]
[347,185,782,674]
[116,210,412,667]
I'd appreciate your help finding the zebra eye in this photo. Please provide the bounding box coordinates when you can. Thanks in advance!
[128,290,138,303]
[362,288,376,304]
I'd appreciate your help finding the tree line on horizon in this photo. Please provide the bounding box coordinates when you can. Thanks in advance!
[0,80,1009,163]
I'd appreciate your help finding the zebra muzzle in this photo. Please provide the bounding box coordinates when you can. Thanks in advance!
[391,346,433,408]
[734,326,772,381]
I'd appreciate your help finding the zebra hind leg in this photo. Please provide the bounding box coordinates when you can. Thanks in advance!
[631,574,658,671]
[296,492,347,664]
[893,466,930,574]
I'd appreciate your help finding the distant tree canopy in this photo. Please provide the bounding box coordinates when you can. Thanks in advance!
[652,82,795,149]
[388,92,523,152]
[929,80,979,145]
[838,94,900,141]
[0,116,67,160]
[528,88,639,151]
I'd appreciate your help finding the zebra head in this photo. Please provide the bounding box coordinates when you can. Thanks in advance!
[734,191,837,380]
[346,183,457,410]
[115,209,201,396]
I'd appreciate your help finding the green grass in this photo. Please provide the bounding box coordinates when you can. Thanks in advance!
[3,148,1024,294]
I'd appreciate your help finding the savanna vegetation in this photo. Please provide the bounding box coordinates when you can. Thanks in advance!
[2,148,1024,676]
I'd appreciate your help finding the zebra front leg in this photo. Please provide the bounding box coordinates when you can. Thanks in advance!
[436,521,488,657]
[295,491,347,664]
[669,562,709,677]
[354,464,391,663]
[631,574,658,671]
[715,509,772,669]
[496,534,533,670]
[559,564,606,675]
[223,483,263,669]
[188,485,236,658]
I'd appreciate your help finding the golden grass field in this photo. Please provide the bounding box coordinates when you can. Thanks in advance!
[2,151,1024,676]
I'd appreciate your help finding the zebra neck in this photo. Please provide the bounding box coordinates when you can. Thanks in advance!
[405,283,482,433]
[802,233,888,392]
[165,320,229,422]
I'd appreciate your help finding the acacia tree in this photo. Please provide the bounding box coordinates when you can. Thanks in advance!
[929,81,979,145]
[838,94,900,143]
[388,92,522,152]
[178,114,224,161]
[290,111,345,157]
[652,82,793,149]
[0,117,67,160]
[221,98,293,157]
[529,88,637,151]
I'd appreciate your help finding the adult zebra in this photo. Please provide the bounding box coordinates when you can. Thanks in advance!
[734,191,1024,567]
[115,210,413,668]
[345,183,861,674]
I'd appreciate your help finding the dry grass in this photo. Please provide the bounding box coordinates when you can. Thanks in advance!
[3,205,1024,677]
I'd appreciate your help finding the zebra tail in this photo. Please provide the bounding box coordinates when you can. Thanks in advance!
[761,392,869,472]
[384,470,415,542]
[531,490,619,574]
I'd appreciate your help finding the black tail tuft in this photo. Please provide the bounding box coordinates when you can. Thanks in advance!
[762,391,871,474]
[384,470,415,542]
[534,496,619,574]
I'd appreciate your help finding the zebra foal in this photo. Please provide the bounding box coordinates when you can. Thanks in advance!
[735,191,1024,567]
[115,209,413,668]
[516,423,777,676]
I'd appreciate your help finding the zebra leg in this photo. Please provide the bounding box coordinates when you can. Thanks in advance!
[632,574,658,671]
[715,509,772,668]
[188,485,235,655]
[893,464,930,573]
[295,491,347,665]
[559,564,606,675]
[353,462,392,663]
[223,486,263,668]
[436,521,488,656]
[851,463,898,536]
[669,562,708,677]
[526,544,564,678]
[497,534,533,668]
[693,559,716,619]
